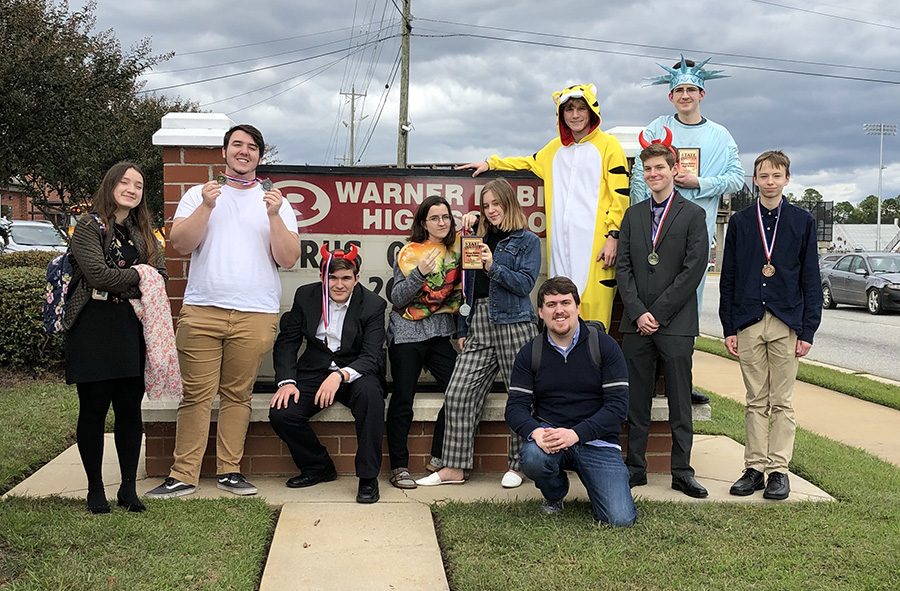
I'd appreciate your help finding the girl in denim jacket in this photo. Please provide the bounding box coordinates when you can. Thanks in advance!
[417,178,541,488]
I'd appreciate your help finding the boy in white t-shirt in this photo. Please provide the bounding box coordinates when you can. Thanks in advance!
[147,124,300,499]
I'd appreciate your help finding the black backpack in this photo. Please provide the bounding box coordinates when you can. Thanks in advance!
[531,320,605,373]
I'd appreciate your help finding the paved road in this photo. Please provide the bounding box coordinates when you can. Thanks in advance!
[700,275,900,381]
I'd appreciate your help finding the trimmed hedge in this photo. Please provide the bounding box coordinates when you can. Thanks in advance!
[0,262,63,370]
[0,249,59,269]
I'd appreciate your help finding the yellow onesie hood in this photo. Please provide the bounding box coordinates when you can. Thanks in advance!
[552,83,602,146]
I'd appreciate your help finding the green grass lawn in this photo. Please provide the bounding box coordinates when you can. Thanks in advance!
[434,392,900,591]
[0,379,277,590]
[0,381,79,494]
[695,335,900,411]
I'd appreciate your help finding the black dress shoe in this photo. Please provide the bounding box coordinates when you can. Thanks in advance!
[691,389,710,405]
[729,468,765,496]
[671,475,709,498]
[286,466,338,488]
[629,472,648,488]
[356,478,380,504]
[763,472,790,500]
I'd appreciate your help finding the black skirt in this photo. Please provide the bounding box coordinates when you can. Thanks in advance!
[65,297,145,385]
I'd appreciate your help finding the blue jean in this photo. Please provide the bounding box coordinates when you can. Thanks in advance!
[520,439,637,527]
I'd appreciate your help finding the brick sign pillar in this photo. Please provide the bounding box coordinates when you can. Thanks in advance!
[151,113,235,316]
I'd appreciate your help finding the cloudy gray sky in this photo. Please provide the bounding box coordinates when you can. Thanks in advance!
[81,0,899,205]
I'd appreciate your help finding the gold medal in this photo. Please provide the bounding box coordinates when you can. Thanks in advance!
[648,252,660,266]
[215,174,227,185]
[762,263,776,277]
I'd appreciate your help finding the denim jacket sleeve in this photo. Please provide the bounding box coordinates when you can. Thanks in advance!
[488,231,540,297]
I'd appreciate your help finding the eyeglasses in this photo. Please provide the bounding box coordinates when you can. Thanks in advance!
[426,214,452,223]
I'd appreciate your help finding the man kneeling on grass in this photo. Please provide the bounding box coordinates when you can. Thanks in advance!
[506,276,636,527]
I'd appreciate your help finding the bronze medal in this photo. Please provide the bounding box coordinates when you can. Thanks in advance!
[647,252,660,266]
[762,263,776,277]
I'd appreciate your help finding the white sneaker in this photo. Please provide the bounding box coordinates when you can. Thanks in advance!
[501,470,523,488]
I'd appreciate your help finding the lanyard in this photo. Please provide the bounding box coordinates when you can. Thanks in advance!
[756,199,782,264]
[650,191,675,250]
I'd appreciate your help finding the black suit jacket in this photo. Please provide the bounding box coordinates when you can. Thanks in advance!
[273,282,387,384]
[616,191,709,336]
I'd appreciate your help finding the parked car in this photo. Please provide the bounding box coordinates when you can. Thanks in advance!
[821,253,900,314]
[0,219,67,253]
[819,253,843,270]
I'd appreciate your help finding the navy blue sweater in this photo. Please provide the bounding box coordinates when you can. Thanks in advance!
[719,198,822,343]
[506,320,629,446]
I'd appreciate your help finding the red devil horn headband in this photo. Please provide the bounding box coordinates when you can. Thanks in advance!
[320,244,360,269]
[638,126,676,158]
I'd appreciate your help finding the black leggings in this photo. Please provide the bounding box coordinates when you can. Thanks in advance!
[76,376,144,490]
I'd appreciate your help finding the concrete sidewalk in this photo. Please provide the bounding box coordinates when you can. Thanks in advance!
[692,350,900,467]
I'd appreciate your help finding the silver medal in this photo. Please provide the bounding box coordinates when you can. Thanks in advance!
[261,178,273,191]
[459,303,471,316]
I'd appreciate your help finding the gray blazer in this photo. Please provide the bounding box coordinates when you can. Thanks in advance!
[616,191,709,336]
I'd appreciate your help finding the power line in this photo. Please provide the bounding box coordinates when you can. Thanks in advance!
[170,24,365,56]
[147,27,397,76]
[414,17,900,75]
[412,30,900,86]
[750,0,900,30]
[357,44,402,162]
[139,35,400,93]
[226,50,357,115]
[199,52,353,108]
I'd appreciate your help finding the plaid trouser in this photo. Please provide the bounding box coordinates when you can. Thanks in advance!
[441,299,537,471]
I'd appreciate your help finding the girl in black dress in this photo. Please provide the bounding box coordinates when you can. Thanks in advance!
[66,162,166,513]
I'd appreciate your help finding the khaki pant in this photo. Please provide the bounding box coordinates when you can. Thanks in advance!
[737,311,799,474]
[170,305,278,485]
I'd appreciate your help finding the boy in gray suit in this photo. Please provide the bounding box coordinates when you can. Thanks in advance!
[616,139,709,498]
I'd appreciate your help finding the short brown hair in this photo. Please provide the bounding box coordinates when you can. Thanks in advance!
[477,178,528,236]
[321,253,361,278]
[537,276,581,307]
[224,124,265,157]
[639,143,677,168]
[753,150,791,178]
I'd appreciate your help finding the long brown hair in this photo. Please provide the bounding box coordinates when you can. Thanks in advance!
[477,177,528,236]
[91,162,160,261]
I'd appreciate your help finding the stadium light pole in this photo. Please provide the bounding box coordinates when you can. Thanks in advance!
[863,123,896,251]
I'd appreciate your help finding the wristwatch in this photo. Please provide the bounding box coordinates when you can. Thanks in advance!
[605,230,620,239]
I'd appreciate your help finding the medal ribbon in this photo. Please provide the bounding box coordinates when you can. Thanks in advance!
[756,199,782,264]
[322,255,333,331]
[650,191,675,251]
[221,174,266,186]
[459,226,468,302]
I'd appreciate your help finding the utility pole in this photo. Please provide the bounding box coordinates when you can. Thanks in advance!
[396,0,411,168]
[864,123,896,250]
[340,86,367,165]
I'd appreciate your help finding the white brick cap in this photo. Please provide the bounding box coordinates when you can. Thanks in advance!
[151,112,236,147]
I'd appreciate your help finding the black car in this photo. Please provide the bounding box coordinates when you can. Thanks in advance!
[821,253,900,314]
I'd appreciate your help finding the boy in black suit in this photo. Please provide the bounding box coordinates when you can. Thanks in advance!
[616,139,710,498]
[269,246,387,503]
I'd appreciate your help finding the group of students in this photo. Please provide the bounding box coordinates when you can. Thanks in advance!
[64,55,821,525]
